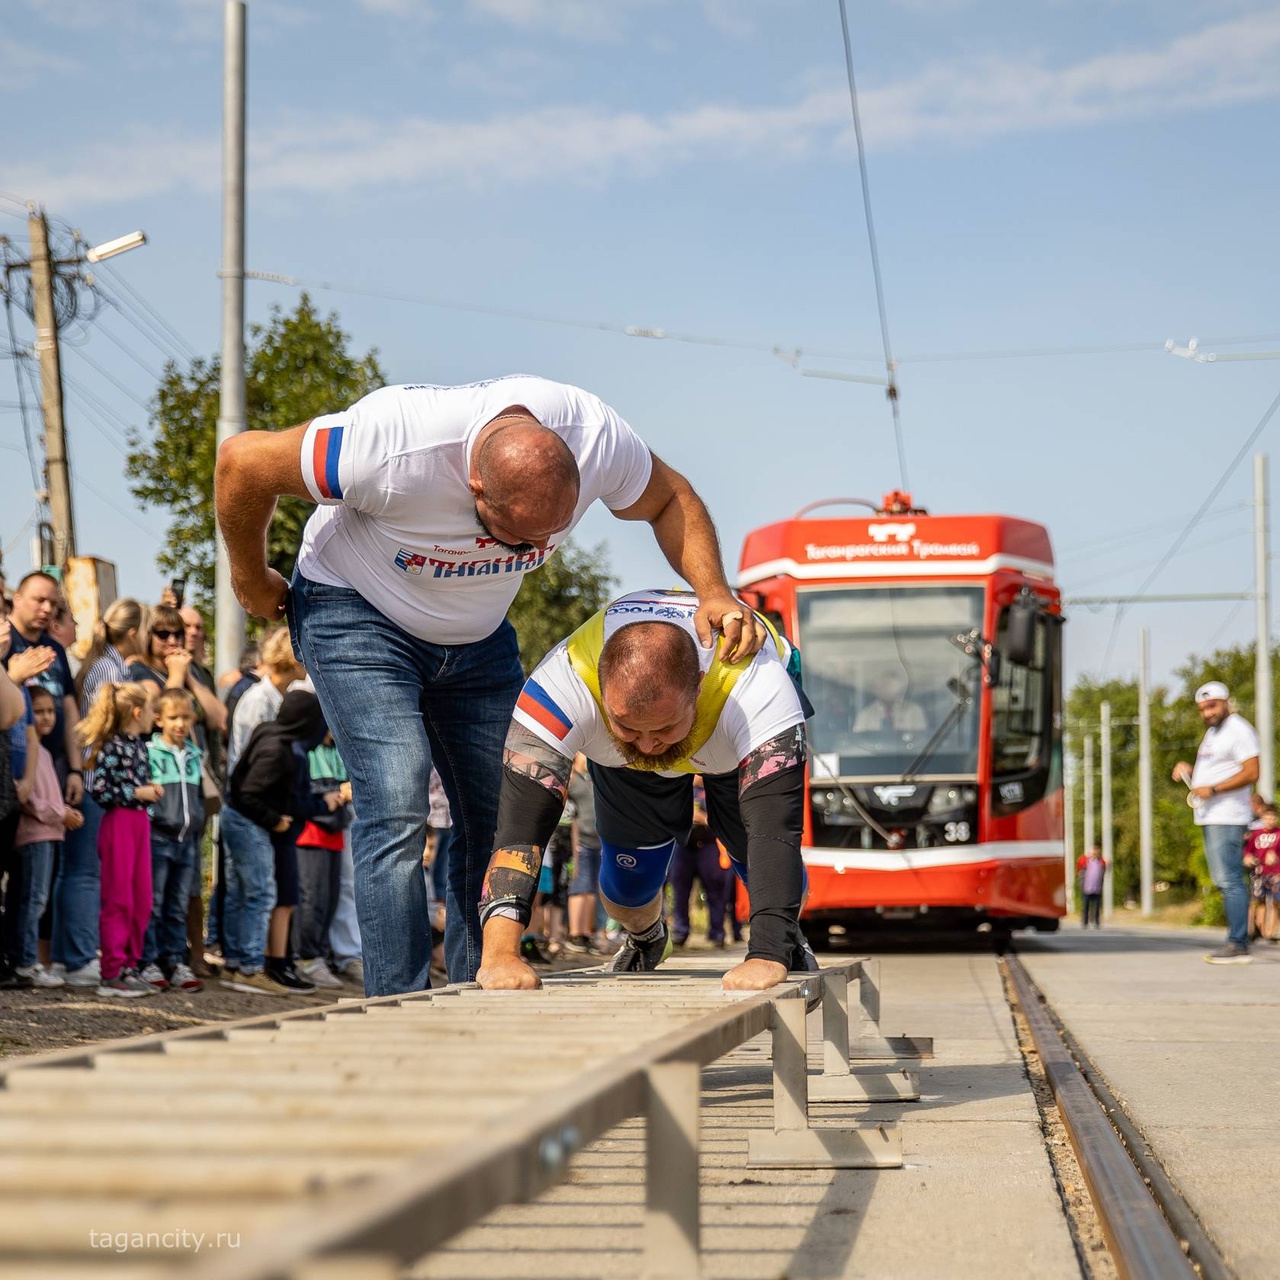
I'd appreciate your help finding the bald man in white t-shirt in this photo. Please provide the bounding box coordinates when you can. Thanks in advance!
[215,376,765,995]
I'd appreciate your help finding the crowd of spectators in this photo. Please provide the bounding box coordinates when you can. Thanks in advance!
[0,570,371,999]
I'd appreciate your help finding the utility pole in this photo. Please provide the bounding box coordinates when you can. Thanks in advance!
[1256,453,1273,800]
[1138,627,1154,916]
[1063,729,1075,916]
[1100,701,1114,920]
[27,210,75,564]
[1083,735,1095,868]
[215,0,248,680]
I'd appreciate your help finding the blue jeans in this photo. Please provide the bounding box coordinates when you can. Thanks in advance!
[219,807,276,974]
[289,573,524,994]
[144,833,198,970]
[52,793,102,970]
[16,841,56,970]
[1203,823,1250,948]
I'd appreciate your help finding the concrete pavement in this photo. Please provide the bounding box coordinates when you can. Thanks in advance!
[411,950,1080,1280]
[1019,923,1280,1280]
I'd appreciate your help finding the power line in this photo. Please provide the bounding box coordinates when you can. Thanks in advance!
[81,318,163,381]
[94,261,196,360]
[72,473,161,544]
[1,281,42,494]
[63,342,151,411]
[836,0,906,489]
[1100,380,1280,672]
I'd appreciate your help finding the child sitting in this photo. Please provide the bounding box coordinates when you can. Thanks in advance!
[1243,803,1280,943]
[13,687,83,987]
[140,688,206,992]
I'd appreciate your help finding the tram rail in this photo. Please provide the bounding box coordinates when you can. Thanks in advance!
[1004,951,1230,1280]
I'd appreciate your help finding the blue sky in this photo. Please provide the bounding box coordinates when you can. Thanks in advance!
[3,0,1279,695]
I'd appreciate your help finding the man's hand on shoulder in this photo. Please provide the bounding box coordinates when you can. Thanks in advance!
[233,567,289,622]
[722,957,787,991]
[477,953,542,990]
[694,594,767,664]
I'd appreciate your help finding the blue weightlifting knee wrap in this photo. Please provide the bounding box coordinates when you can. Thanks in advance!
[598,838,678,909]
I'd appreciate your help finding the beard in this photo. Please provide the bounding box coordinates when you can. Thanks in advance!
[474,503,534,555]
[608,728,699,772]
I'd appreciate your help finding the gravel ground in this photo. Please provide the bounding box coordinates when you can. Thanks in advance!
[0,970,359,1059]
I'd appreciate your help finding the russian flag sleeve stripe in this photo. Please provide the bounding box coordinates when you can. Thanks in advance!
[311,425,345,500]
[516,679,573,741]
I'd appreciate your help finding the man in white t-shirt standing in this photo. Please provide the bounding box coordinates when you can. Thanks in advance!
[214,377,765,995]
[474,589,812,993]
[1173,681,1260,964]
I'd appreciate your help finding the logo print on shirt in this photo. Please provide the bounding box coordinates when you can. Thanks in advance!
[394,548,428,575]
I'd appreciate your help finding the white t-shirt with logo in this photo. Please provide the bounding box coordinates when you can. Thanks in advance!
[1191,712,1260,826]
[512,590,806,777]
[296,377,653,644]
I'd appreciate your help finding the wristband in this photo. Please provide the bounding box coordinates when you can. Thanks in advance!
[67,769,83,776]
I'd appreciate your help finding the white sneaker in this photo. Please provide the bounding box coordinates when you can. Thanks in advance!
[48,962,66,979]
[139,963,170,990]
[297,957,344,989]
[169,963,204,992]
[16,964,65,989]
[64,959,101,987]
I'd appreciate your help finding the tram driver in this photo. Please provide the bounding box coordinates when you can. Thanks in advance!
[475,589,814,993]
[852,667,927,735]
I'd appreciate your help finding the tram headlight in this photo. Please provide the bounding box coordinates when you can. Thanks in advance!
[928,787,963,814]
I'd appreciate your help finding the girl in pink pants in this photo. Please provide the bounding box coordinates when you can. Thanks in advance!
[78,682,162,998]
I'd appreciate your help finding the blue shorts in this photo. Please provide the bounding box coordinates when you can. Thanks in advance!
[537,866,554,896]
[568,844,602,897]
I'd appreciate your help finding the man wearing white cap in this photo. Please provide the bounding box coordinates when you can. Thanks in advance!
[1173,681,1260,964]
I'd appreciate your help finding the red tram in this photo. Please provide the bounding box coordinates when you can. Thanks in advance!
[737,493,1065,938]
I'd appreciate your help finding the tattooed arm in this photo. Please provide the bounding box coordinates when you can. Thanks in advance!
[726,724,807,983]
[476,725,575,990]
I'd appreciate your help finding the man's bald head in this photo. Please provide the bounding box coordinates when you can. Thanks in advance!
[599,623,702,717]
[472,414,580,549]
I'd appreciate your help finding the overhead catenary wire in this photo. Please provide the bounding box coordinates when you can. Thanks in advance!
[1100,380,1280,673]
[836,0,907,489]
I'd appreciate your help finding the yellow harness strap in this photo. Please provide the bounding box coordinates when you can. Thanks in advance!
[565,606,787,775]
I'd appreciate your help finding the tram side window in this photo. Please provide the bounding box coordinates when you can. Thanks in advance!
[992,608,1048,776]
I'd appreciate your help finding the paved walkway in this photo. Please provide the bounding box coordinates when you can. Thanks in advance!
[1020,923,1280,1280]
[412,951,1079,1279]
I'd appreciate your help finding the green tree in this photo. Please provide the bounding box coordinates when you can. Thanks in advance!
[126,296,384,610]
[508,540,616,674]
[1067,640,1280,921]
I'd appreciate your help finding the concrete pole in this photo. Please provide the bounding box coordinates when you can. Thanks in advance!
[27,210,76,565]
[1063,729,1075,916]
[1101,701,1115,920]
[1083,735,1095,880]
[215,0,247,680]
[1255,454,1273,801]
[1138,627,1154,916]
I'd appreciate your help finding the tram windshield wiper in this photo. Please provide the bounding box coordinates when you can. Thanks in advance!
[899,630,990,783]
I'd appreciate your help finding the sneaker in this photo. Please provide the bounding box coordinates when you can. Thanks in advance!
[120,968,159,996]
[563,935,593,954]
[264,961,317,996]
[0,965,33,990]
[63,959,101,987]
[607,921,673,973]
[139,963,170,991]
[1205,944,1252,965]
[297,958,343,989]
[791,937,820,974]
[16,963,65,988]
[222,968,287,997]
[169,963,204,992]
[336,958,364,986]
[96,975,147,998]
[520,935,550,964]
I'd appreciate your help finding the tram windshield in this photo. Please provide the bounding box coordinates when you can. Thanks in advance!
[797,585,984,779]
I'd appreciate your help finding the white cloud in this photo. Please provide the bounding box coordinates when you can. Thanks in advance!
[0,37,78,91]
[8,10,1280,208]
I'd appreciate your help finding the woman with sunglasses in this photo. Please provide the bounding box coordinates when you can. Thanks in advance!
[127,605,225,735]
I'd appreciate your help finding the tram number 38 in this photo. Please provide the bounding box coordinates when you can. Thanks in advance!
[943,822,972,844]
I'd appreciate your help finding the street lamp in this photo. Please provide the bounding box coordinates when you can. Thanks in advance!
[85,231,147,263]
